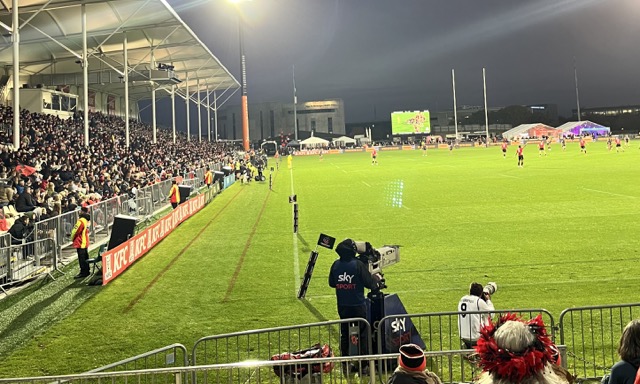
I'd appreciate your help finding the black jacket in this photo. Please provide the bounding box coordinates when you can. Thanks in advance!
[15,192,38,212]
[328,255,377,307]
[9,218,32,242]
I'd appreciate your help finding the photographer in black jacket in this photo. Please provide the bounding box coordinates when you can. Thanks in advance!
[328,239,380,371]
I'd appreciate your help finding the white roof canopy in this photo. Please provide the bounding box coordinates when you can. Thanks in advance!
[332,135,357,144]
[300,136,329,148]
[0,0,240,102]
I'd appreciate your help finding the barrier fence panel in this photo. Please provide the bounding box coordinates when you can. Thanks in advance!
[559,303,640,380]
[191,318,372,384]
[0,347,568,384]
[377,308,555,355]
[86,343,189,383]
[0,238,58,292]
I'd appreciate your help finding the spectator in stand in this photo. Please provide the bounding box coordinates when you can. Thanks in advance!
[0,181,14,207]
[9,214,34,260]
[606,320,640,384]
[15,185,43,220]
[0,104,235,219]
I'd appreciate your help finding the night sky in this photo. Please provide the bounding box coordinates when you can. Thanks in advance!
[166,0,640,123]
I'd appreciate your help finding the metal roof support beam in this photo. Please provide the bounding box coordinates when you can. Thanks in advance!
[12,0,19,150]
[82,4,89,148]
[206,77,233,108]
[206,83,210,142]
[151,48,157,144]
[89,0,152,57]
[213,86,239,112]
[129,25,181,73]
[19,0,53,30]
[124,32,130,148]
[171,84,176,144]
[19,18,81,60]
[185,72,190,142]
[197,78,201,142]
[0,20,11,32]
[213,90,218,142]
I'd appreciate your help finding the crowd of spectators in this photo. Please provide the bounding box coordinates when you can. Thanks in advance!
[0,104,235,225]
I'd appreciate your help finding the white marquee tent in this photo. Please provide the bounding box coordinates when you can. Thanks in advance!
[332,136,357,146]
[300,136,330,148]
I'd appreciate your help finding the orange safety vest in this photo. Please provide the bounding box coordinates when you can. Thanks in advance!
[70,217,90,249]
[204,171,213,185]
[169,184,180,204]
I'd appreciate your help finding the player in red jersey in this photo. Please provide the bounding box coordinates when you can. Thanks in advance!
[501,141,508,158]
[579,138,587,154]
[371,147,378,165]
[538,140,546,156]
[615,136,624,153]
[516,145,524,167]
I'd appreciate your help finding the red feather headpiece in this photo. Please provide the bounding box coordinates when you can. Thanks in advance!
[475,313,556,383]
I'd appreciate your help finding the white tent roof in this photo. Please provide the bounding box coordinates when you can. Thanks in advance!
[502,124,538,138]
[556,120,610,134]
[332,135,357,144]
[300,136,330,147]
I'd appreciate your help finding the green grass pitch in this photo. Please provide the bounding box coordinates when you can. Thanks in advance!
[1,141,639,377]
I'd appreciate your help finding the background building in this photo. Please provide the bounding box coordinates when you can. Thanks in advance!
[216,99,345,142]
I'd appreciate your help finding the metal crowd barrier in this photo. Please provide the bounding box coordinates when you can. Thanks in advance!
[31,162,220,249]
[377,308,556,355]
[559,303,640,380]
[0,347,568,384]
[87,343,189,383]
[0,161,222,293]
[0,238,58,293]
[191,318,372,384]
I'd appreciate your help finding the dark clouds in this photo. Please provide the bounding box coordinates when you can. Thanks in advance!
[167,0,640,122]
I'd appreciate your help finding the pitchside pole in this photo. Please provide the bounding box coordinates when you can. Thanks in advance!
[483,67,489,146]
[452,69,458,141]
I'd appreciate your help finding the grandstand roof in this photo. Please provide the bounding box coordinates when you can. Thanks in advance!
[0,0,240,101]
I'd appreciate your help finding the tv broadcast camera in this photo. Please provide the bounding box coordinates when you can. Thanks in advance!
[353,241,400,290]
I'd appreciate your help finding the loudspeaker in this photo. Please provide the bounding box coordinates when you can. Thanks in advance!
[222,166,233,176]
[178,185,191,204]
[0,75,9,88]
[108,215,137,250]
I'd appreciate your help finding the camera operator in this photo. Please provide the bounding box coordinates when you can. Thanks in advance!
[328,239,381,371]
[457,282,495,349]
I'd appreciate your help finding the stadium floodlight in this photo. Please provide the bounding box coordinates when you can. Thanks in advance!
[227,0,251,150]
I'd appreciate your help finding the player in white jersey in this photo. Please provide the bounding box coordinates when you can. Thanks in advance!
[458,282,495,348]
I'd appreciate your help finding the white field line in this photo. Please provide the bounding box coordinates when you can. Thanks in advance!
[290,168,300,295]
[499,174,521,179]
[581,187,636,199]
[362,181,371,187]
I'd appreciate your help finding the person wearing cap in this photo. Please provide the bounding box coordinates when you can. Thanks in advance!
[328,239,380,370]
[458,282,495,349]
[475,314,573,384]
[388,344,442,384]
